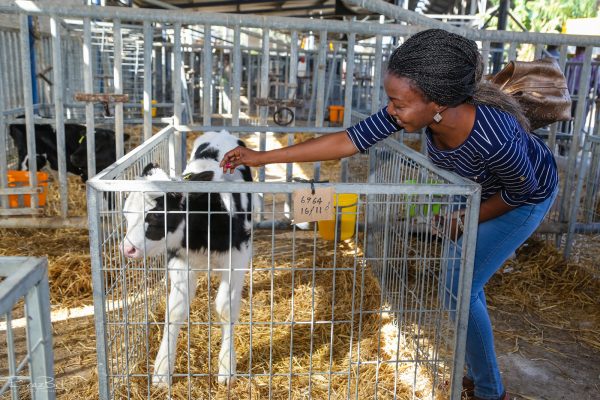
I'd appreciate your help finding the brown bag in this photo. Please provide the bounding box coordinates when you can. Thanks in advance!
[489,58,572,130]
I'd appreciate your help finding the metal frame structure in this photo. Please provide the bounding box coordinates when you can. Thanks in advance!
[0,0,598,239]
[86,124,481,399]
[0,257,55,400]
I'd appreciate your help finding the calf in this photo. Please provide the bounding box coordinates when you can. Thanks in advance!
[120,130,252,386]
[8,122,81,174]
[8,121,125,181]
[70,128,129,180]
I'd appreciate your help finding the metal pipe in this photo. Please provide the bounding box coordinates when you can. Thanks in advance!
[232,24,241,127]
[202,23,212,126]
[19,14,38,208]
[0,31,8,209]
[313,30,328,181]
[83,17,96,178]
[561,47,593,230]
[341,32,356,182]
[113,19,124,158]
[5,1,598,46]
[258,27,270,184]
[143,21,153,140]
[371,34,383,114]
[50,16,68,218]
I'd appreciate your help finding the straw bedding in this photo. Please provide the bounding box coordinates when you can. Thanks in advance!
[487,239,600,353]
[54,232,446,400]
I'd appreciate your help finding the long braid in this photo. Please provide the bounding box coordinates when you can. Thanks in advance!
[387,29,531,131]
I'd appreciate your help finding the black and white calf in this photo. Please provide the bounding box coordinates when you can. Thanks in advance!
[8,120,126,181]
[120,130,252,386]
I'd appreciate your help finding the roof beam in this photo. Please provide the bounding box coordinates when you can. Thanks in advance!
[165,0,299,9]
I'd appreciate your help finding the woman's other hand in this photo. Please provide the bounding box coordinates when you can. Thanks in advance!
[220,146,264,173]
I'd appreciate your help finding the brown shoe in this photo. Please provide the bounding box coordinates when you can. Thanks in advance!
[462,376,474,399]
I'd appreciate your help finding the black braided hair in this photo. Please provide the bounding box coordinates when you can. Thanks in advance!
[387,29,531,131]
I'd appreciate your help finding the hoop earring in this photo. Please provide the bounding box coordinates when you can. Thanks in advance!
[433,112,443,123]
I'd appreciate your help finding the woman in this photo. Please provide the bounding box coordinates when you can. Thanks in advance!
[220,29,558,400]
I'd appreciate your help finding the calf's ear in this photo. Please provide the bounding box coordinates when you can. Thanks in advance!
[185,171,214,182]
[141,162,161,177]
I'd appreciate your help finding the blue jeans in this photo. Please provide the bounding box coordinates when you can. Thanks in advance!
[444,190,557,399]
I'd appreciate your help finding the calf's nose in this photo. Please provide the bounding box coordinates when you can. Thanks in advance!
[121,242,140,258]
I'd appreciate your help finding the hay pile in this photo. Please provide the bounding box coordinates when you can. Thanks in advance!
[0,228,92,308]
[59,232,447,400]
[41,174,88,218]
[488,239,600,353]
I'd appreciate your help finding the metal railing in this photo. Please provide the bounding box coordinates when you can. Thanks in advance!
[0,256,54,400]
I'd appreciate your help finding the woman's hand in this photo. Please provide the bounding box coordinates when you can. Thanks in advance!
[432,210,465,241]
[220,146,265,173]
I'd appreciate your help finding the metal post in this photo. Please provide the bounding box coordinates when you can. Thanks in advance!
[0,66,7,209]
[20,14,39,208]
[203,23,212,126]
[565,140,591,258]
[450,190,480,400]
[86,184,110,399]
[232,25,242,127]
[371,35,383,114]
[491,0,509,73]
[172,22,183,175]
[562,47,593,230]
[313,30,328,181]
[143,21,153,140]
[113,19,125,158]
[341,33,356,183]
[24,260,55,400]
[50,16,68,218]
[83,17,96,178]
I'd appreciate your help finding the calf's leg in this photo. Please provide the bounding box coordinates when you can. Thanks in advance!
[153,257,198,386]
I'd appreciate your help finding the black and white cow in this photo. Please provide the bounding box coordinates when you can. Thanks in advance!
[8,122,81,174]
[69,128,129,180]
[120,130,252,386]
[8,121,126,181]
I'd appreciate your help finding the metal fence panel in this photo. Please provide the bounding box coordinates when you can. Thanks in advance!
[0,256,55,400]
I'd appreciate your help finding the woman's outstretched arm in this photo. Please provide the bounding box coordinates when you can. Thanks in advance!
[220,131,359,173]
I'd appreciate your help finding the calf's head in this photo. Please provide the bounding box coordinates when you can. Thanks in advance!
[120,163,183,259]
[70,130,129,178]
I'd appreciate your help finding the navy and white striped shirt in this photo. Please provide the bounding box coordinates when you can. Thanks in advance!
[346,105,558,206]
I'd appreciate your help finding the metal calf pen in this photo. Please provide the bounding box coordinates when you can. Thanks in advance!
[87,126,480,399]
[0,257,54,400]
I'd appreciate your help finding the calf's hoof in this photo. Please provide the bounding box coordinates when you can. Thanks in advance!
[152,372,170,387]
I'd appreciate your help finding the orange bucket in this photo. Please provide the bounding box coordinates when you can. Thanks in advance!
[7,170,49,208]
[328,105,345,123]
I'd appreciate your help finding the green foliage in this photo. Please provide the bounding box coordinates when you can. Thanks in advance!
[487,0,599,32]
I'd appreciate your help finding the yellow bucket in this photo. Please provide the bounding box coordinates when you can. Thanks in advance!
[141,99,158,117]
[318,193,358,241]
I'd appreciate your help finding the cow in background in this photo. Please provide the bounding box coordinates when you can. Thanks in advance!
[8,120,128,181]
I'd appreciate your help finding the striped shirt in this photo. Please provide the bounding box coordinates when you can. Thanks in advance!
[346,105,558,206]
